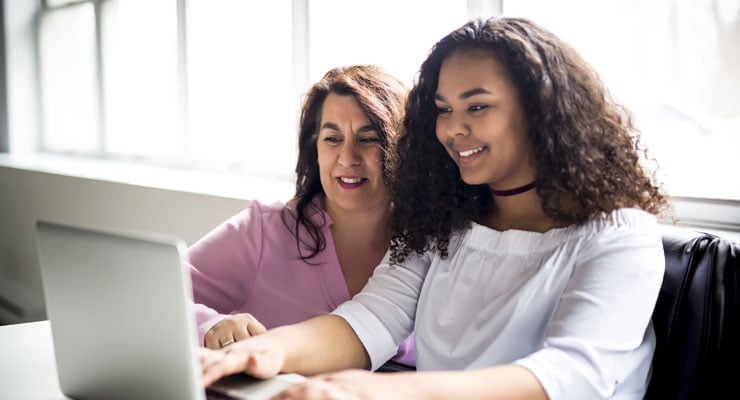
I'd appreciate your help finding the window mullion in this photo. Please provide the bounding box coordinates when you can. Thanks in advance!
[177,0,190,164]
[93,0,106,156]
[292,0,309,118]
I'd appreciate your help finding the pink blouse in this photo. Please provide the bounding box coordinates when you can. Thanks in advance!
[188,195,415,367]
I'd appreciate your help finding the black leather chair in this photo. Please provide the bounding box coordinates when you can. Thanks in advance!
[645,227,739,399]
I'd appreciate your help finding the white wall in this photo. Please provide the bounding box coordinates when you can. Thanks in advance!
[0,165,292,324]
[3,161,740,326]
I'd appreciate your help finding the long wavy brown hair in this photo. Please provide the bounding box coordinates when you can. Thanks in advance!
[389,17,669,263]
[282,65,407,261]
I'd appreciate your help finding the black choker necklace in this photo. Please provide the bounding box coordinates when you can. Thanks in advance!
[489,181,537,196]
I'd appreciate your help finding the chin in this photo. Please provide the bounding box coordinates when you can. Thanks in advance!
[459,173,486,186]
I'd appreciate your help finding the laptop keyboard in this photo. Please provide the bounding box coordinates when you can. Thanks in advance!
[205,389,241,400]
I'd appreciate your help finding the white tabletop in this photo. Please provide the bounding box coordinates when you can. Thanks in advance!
[0,320,306,400]
[0,320,69,399]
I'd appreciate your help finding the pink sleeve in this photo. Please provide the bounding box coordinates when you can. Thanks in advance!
[187,200,264,345]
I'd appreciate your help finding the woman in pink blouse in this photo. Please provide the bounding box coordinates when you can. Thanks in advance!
[187,65,415,368]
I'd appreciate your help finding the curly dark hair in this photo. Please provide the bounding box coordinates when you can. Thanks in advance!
[281,65,407,261]
[389,17,669,263]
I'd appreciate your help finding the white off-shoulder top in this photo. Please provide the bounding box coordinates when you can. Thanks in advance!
[333,208,664,399]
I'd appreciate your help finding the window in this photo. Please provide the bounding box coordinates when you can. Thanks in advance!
[185,0,293,172]
[15,0,740,210]
[306,0,472,84]
[38,2,98,153]
[32,0,499,180]
[100,0,180,159]
[504,0,740,201]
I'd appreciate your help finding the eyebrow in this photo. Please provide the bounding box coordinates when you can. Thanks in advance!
[320,122,377,134]
[434,87,493,101]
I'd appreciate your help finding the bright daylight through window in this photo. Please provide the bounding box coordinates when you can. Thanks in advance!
[32,0,740,202]
[506,0,740,201]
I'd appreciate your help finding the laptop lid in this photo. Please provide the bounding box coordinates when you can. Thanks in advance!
[36,220,206,400]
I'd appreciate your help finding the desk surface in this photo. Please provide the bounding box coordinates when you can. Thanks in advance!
[0,320,69,399]
[0,320,306,400]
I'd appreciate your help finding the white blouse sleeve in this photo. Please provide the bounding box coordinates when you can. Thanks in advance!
[332,250,430,370]
[515,213,665,399]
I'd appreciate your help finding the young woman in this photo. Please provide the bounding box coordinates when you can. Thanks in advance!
[199,17,670,399]
[188,65,415,368]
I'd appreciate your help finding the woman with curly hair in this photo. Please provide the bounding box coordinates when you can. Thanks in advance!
[200,17,670,400]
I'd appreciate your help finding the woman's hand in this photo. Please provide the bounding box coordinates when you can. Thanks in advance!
[272,370,404,400]
[200,333,286,386]
[204,313,267,349]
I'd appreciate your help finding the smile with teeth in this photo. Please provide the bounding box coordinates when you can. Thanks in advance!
[459,147,485,157]
[339,177,363,184]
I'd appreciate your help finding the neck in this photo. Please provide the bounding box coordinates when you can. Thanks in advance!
[489,180,537,197]
[323,197,392,245]
[484,189,565,233]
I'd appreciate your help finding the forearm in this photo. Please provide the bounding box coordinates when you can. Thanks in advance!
[390,365,547,400]
[272,314,370,375]
[193,302,227,345]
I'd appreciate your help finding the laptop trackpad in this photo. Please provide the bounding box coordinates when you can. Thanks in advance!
[208,373,307,400]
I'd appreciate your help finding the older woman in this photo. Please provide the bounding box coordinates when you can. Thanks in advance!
[188,65,414,369]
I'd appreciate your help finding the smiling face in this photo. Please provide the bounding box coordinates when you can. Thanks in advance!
[317,93,388,214]
[434,48,536,190]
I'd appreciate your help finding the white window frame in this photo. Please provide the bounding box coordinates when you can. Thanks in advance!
[2,0,738,237]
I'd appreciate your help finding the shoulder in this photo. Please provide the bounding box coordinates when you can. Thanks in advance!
[245,198,288,214]
[600,208,659,231]
[285,194,333,227]
[246,195,333,238]
[581,208,661,244]
[455,208,661,258]
[219,199,290,234]
[237,198,289,222]
[574,208,665,272]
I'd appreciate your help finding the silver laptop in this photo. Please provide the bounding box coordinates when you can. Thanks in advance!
[35,220,305,400]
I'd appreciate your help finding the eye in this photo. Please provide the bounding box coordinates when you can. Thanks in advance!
[323,135,342,144]
[359,135,381,144]
[436,106,452,115]
[468,104,489,112]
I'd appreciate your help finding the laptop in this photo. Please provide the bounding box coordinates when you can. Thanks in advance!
[35,220,306,400]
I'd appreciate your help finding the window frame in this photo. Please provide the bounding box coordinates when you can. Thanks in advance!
[1,0,738,235]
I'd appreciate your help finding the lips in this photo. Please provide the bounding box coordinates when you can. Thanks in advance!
[336,176,367,189]
[458,146,485,157]
[455,146,486,165]
[339,177,362,184]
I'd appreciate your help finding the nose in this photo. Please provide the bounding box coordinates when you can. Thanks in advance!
[338,141,361,167]
[440,110,469,139]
